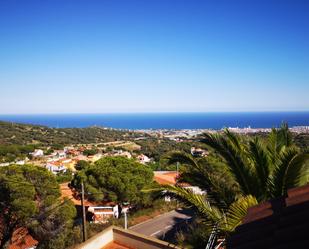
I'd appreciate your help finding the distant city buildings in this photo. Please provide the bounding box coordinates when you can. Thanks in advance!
[141,126,309,140]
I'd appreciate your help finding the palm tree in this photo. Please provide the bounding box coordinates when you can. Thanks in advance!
[200,124,309,201]
[160,124,309,239]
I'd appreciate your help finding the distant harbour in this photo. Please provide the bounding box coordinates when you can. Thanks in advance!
[0,112,308,130]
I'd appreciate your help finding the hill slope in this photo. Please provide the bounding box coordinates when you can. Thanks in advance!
[0,121,142,145]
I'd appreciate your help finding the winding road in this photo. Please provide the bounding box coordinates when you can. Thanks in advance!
[129,209,193,242]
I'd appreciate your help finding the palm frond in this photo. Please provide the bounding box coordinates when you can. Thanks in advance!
[180,170,211,191]
[224,195,258,232]
[278,122,292,147]
[163,150,238,207]
[163,151,200,169]
[248,138,270,200]
[223,129,243,152]
[270,147,309,197]
[180,169,237,209]
[160,185,257,234]
[267,128,280,164]
[267,123,293,163]
[201,132,256,197]
[282,151,309,190]
[161,185,223,225]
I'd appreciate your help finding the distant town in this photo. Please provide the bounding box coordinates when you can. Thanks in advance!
[138,125,309,141]
[1,125,308,170]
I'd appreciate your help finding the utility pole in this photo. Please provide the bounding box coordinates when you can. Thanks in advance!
[81,181,87,242]
[124,211,128,230]
[123,207,129,230]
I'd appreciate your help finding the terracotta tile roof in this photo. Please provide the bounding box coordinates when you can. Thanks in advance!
[48,161,64,166]
[9,228,38,249]
[227,184,309,249]
[153,171,191,187]
[60,182,115,207]
[153,171,178,185]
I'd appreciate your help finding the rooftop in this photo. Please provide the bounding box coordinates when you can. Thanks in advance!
[60,182,115,207]
[153,171,191,187]
[9,228,38,249]
[75,226,179,249]
[227,184,309,249]
[153,171,178,185]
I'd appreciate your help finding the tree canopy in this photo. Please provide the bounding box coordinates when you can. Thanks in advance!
[75,160,90,171]
[72,157,154,206]
[0,165,76,249]
[83,149,98,156]
[0,121,146,146]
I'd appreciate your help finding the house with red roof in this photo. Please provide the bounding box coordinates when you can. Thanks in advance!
[60,183,119,223]
[8,228,38,249]
[153,171,205,199]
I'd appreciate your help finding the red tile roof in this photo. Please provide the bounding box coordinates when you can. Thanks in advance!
[153,171,191,187]
[153,171,178,185]
[227,184,309,249]
[60,182,115,207]
[9,228,38,249]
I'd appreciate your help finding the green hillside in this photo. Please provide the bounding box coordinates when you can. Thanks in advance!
[0,120,142,145]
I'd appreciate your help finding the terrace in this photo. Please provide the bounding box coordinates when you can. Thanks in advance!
[74,226,179,249]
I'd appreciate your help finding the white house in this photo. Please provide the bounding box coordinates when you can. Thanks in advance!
[31,149,44,157]
[15,160,26,165]
[137,154,151,164]
[52,150,66,159]
[0,162,10,167]
[88,205,119,223]
[46,162,66,174]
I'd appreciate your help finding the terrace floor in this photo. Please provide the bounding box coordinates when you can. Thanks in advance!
[101,242,131,249]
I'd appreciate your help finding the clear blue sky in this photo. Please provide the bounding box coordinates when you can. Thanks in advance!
[0,0,308,114]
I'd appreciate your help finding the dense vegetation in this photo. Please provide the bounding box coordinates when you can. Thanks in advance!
[0,144,39,163]
[136,138,203,161]
[0,121,144,146]
[72,157,155,206]
[0,165,76,249]
[294,133,309,151]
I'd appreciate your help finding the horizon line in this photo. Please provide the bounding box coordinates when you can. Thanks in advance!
[0,110,309,115]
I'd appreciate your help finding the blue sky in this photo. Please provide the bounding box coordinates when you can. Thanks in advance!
[0,0,308,114]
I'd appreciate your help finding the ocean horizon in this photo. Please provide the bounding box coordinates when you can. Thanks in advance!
[0,112,308,130]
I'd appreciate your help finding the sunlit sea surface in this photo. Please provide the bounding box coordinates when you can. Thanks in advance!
[0,112,308,130]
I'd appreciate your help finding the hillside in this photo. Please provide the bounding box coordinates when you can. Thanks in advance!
[0,120,143,145]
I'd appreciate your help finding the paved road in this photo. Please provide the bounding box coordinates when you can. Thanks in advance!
[129,209,193,242]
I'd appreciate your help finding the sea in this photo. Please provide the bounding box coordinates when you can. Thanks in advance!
[0,112,308,130]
